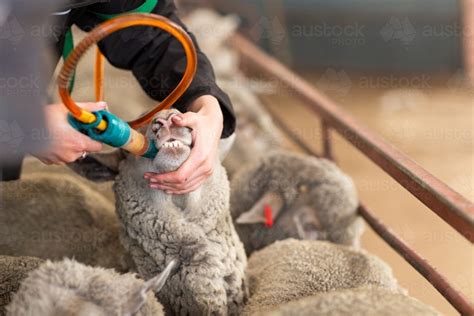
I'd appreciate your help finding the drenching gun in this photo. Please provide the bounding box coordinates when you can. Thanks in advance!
[57,13,197,158]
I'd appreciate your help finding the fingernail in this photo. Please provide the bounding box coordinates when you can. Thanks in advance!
[144,175,149,179]
[98,101,107,109]
[165,190,173,195]
[173,116,182,121]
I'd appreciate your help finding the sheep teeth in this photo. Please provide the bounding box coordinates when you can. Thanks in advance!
[162,140,183,149]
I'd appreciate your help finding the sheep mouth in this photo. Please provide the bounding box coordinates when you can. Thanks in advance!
[158,139,192,150]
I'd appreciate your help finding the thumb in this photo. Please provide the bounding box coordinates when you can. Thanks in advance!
[77,101,108,112]
[172,112,198,128]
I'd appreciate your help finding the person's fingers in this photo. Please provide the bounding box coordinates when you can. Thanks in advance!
[172,112,198,128]
[167,177,207,194]
[145,139,206,183]
[79,134,103,152]
[149,174,207,193]
[148,156,211,187]
[68,103,105,152]
[77,101,108,112]
[149,170,207,190]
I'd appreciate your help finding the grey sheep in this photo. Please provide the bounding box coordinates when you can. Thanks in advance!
[0,256,44,316]
[230,152,364,255]
[0,173,130,272]
[253,286,441,316]
[243,239,399,315]
[7,258,174,316]
[71,109,248,315]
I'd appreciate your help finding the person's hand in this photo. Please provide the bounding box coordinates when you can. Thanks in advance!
[144,95,224,194]
[33,102,106,164]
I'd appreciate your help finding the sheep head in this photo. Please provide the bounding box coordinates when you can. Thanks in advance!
[145,109,192,173]
[230,152,363,254]
[6,259,176,316]
[67,109,193,181]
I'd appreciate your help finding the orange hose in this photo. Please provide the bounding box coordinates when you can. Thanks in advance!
[94,47,105,102]
[58,13,198,130]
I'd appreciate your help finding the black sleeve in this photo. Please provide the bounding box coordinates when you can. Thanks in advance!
[74,0,235,138]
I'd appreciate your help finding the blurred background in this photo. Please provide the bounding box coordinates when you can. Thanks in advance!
[180,1,473,315]
[2,0,471,315]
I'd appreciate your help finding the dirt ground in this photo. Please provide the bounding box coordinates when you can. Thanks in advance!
[262,72,473,316]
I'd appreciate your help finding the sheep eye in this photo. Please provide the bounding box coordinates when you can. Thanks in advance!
[298,184,309,193]
[152,121,163,132]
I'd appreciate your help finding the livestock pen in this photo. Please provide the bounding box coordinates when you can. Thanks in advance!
[223,33,473,315]
[180,0,474,315]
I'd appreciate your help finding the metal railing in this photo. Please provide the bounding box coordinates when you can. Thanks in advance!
[228,33,474,315]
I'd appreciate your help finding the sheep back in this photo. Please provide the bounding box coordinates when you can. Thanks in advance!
[253,286,441,316]
[0,173,129,272]
[6,259,164,316]
[243,239,398,314]
[0,256,43,316]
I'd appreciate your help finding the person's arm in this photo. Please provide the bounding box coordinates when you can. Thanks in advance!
[75,0,235,138]
[75,0,235,193]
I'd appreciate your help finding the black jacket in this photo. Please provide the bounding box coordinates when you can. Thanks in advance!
[51,0,235,138]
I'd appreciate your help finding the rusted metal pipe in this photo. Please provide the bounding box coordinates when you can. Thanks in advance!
[228,32,474,314]
[258,78,474,315]
[321,121,333,160]
[229,33,474,244]
[358,205,474,315]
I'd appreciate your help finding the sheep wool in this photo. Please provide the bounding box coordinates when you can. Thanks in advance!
[253,286,441,316]
[243,239,399,315]
[113,110,248,316]
[6,259,164,316]
[0,256,44,316]
[0,173,129,272]
[231,152,363,255]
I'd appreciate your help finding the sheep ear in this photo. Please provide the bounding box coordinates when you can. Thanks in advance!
[142,259,177,293]
[329,216,365,248]
[67,150,125,182]
[218,133,236,162]
[292,206,324,240]
[121,260,177,316]
[236,192,284,224]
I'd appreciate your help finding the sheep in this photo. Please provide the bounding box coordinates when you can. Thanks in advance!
[230,152,364,255]
[0,173,130,272]
[253,286,441,316]
[0,256,44,315]
[22,156,116,202]
[6,258,175,316]
[70,108,248,315]
[243,239,399,315]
